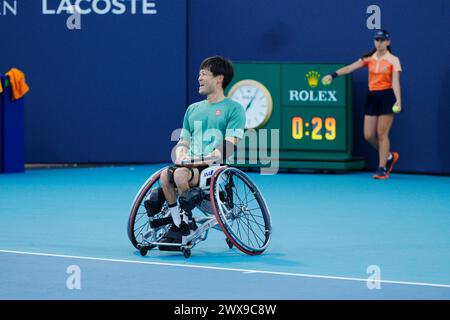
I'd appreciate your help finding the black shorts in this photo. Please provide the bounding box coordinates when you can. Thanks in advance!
[364,89,396,116]
[168,165,209,184]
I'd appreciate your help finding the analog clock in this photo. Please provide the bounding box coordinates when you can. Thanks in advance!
[227,79,273,129]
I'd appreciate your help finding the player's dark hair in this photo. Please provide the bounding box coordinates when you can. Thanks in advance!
[200,56,234,89]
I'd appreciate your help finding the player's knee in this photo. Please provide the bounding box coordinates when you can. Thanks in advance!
[160,169,172,187]
[160,169,168,183]
[364,131,376,142]
[173,168,190,186]
[161,167,179,186]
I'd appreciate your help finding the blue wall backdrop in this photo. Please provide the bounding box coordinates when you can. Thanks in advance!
[0,0,187,163]
[0,0,449,173]
[188,0,450,174]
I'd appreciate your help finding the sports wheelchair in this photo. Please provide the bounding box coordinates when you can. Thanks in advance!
[127,158,272,258]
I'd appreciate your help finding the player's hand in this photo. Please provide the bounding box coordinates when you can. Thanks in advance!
[178,157,203,168]
[203,150,221,166]
[179,153,221,167]
[392,102,402,113]
[175,156,186,166]
[322,75,333,86]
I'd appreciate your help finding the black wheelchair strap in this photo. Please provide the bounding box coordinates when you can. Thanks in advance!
[166,166,177,185]
[188,167,195,182]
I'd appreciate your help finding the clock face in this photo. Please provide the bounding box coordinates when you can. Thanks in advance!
[227,80,273,129]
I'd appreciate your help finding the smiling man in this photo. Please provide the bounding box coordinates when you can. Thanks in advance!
[158,56,246,244]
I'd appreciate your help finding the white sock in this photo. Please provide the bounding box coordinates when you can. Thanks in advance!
[388,153,393,160]
[169,205,181,227]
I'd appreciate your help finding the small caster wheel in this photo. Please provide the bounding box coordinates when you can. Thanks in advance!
[139,246,148,256]
[182,248,191,259]
[226,238,234,249]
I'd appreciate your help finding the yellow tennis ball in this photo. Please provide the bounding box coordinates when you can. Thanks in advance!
[322,78,331,86]
[392,105,401,113]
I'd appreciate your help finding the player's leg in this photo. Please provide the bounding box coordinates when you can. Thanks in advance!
[160,167,181,223]
[377,114,394,168]
[363,90,379,150]
[382,89,400,173]
[174,167,201,235]
[373,114,395,179]
[158,168,183,244]
[364,115,379,150]
[173,167,193,193]
[160,168,177,205]
[158,167,186,244]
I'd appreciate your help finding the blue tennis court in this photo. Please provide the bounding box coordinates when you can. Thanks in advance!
[1,164,449,299]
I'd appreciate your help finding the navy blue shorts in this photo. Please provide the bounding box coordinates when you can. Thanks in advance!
[364,89,396,116]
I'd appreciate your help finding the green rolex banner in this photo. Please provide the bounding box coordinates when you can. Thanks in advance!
[282,64,346,107]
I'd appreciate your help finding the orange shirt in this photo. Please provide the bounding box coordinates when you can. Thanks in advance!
[360,51,402,91]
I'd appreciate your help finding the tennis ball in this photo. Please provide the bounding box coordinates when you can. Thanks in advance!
[322,78,331,86]
[392,105,401,113]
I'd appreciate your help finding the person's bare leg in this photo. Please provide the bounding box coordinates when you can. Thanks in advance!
[377,115,394,168]
[173,168,192,194]
[160,169,177,205]
[173,167,201,234]
[364,115,379,150]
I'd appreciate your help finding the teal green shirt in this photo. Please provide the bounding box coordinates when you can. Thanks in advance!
[180,98,246,157]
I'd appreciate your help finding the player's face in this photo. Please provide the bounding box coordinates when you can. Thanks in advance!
[198,68,220,95]
[374,38,390,51]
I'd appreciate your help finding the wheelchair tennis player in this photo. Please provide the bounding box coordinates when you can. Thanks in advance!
[157,56,246,245]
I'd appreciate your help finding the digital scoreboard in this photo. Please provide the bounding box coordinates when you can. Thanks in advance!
[225,63,365,170]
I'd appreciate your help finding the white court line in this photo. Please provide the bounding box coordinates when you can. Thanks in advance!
[1,249,450,289]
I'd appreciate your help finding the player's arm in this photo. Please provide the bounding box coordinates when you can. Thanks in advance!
[209,136,239,164]
[392,71,402,110]
[174,140,189,166]
[322,59,365,85]
[176,105,193,166]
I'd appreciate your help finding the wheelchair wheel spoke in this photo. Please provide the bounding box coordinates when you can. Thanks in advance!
[243,180,252,204]
[241,211,265,245]
[241,196,257,205]
[246,210,264,217]
[232,207,264,248]
[135,212,147,223]
[237,178,246,203]
[246,212,266,236]
[134,221,148,234]
[231,186,246,207]
[235,217,255,248]
[235,216,243,241]
[245,215,266,230]
[237,180,249,206]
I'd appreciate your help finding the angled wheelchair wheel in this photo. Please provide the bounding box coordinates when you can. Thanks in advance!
[127,168,169,249]
[210,167,272,255]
